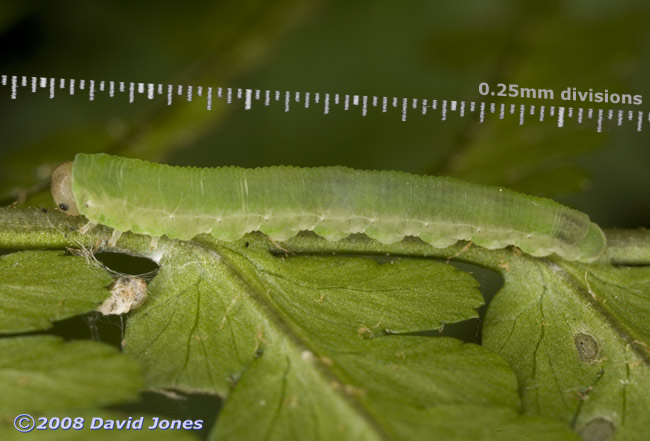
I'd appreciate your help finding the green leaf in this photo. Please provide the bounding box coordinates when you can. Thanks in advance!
[0,250,113,334]
[214,334,578,441]
[0,0,316,205]
[125,233,579,441]
[442,122,602,196]
[573,264,650,346]
[483,256,650,441]
[0,336,142,417]
[125,233,483,393]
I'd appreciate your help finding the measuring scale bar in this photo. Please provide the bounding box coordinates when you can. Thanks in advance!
[1,74,647,133]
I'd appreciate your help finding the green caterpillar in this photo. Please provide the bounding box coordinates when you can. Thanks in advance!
[51,153,606,262]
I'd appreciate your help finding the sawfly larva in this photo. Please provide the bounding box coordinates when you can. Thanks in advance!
[51,153,606,262]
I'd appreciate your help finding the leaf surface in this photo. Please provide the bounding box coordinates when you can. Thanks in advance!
[125,234,579,441]
[0,336,142,417]
[483,256,650,441]
[0,251,113,333]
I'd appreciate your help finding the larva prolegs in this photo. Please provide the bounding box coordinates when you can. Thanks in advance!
[312,226,350,242]
[363,225,406,245]
[108,229,122,247]
[418,232,460,249]
[418,221,473,249]
[78,221,97,235]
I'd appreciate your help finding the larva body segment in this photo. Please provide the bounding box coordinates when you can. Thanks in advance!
[65,153,606,262]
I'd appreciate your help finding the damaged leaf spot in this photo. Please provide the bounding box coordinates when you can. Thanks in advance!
[574,332,600,363]
[578,417,615,441]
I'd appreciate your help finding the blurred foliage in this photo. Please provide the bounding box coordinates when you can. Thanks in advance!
[1,0,650,440]
[0,0,649,227]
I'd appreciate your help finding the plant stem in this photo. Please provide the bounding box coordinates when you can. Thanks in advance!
[1,208,648,266]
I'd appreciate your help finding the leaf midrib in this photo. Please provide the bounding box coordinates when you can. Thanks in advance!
[212,240,398,441]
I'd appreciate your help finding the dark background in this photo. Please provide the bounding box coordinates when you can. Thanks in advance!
[1,1,649,436]
[1,0,649,228]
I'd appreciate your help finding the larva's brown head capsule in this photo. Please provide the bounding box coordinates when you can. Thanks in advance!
[51,161,80,216]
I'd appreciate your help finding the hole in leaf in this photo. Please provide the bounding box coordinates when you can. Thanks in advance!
[36,313,125,350]
[95,252,159,277]
[410,260,503,344]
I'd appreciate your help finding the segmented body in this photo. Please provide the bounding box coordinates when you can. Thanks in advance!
[68,153,606,262]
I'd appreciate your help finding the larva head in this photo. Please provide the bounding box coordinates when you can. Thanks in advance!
[51,161,80,216]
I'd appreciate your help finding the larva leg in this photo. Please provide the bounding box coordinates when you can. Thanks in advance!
[446,241,473,263]
[91,238,103,254]
[78,221,97,235]
[149,236,159,251]
[267,236,290,254]
[107,229,123,247]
